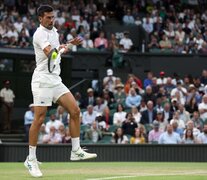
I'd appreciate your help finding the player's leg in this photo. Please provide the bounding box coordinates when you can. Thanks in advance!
[57,91,97,160]
[24,106,47,178]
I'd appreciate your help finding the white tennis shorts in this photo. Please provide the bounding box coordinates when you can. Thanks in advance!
[32,82,69,106]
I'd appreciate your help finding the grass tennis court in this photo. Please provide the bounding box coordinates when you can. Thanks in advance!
[0,162,206,180]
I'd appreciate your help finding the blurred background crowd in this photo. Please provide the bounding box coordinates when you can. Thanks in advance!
[1,0,207,53]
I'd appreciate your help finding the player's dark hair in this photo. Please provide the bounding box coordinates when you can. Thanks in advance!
[37,5,53,17]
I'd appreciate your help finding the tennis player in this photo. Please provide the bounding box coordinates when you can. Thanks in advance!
[24,5,97,177]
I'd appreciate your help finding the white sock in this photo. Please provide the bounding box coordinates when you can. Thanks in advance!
[71,137,80,151]
[29,145,36,160]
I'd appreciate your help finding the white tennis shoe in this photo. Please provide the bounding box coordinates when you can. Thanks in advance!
[70,147,97,161]
[24,156,43,177]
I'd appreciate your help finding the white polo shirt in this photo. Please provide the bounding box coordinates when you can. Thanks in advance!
[0,88,15,103]
[32,24,62,87]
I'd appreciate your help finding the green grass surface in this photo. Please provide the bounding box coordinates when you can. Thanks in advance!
[0,162,207,180]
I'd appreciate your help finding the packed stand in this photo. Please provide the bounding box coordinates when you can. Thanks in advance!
[1,0,207,54]
[27,68,207,144]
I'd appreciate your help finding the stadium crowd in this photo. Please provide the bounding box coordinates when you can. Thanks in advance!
[1,0,207,53]
[22,68,207,144]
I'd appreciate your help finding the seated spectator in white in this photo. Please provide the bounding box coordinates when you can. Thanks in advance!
[148,120,163,144]
[170,98,179,112]
[45,114,63,134]
[139,99,147,113]
[82,105,97,125]
[122,116,138,136]
[159,34,172,50]
[172,120,184,138]
[112,127,129,144]
[142,17,153,34]
[191,111,204,131]
[131,106,142,124]
[157,71,167,85]
[170,111,185,130]
[122,9,135,25]
[4,26,18,41]
[114,83,126,107]
[113,104,127,126]
[94,97,106,114]
[42,126,62,144]
[184,120,200,138]
[193,33,204,50]
[82,33,94,49]
[130,128,146,144]
[159,124,181,144]
[95,112,106,131]
[55,12,65,26]
[24,104,34,142]
[171,81,187,105]
[197,124,207,143]
[38,124,46,144]
[85,121,102,143]
[56,105,68,126]
[66,28,77,51]
[154,111,168,132]
[94,31,108,51]
[103,69,116,92]
[198,94,207,121]
[140,101,157,125]
[182,129,198,144]
[119,31,133,53]
[14,16,23,33]
[178,104,190,124]
[76,16,90,33]
[163,25,175,40]
[125,88,142,108]
[175,25,185,42]
[154,96,164,113]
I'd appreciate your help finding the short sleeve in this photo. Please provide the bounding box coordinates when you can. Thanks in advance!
[33,30,50,50]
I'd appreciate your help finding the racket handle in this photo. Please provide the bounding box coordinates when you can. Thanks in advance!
[59,48,65,54]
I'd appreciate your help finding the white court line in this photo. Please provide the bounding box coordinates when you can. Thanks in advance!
[86,171,207,180]
[86,176,136,180]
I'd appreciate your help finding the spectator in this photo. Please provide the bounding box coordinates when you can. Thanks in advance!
[103,69,116,92]
[148,120,163,144]
[159,34,172,51]
[163,102,173,122]
[82,33,94,49]
[131,106,142,124]
[130,128,145,144]
[144,71,153,88]
[175,25,185,43]
[172,120,184,138]
[157,71,167,85]
[182,129,197,144]
[113,104,127,126]
[42,126,62,144]
[119,31,133,53]
[178,104,191,124]
[148,35,160,51]
[142,17,153,34]
[124,74,142,95]
[56,105,68,126]
[140,101,157,125]
[197,124,207,144]
[122,116,138,136]
[93,97,106,114]
[62,127,72,143]
[122,9,135,25]
[142,86,156,104]
[82,105,97,125]
[58,124,66,143]
[125,88,142,108]
[200,69,207,85]
[171,81,187,105]
[184,120,200,138]
[83,88,96,108]
[112,127,129,144]
[159,124,182,144]
[155,111,168,132]
[85,121,102,143]
[24,104,34,142]
[0,80,15,132]
[164,77,176,97]
[45,114,63,134]
[191,111,204,131]
[170,111,185,130]
[198,94,207,121]
[38,124,46,144]
[114,83,126,107]
[94,31,108,51]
